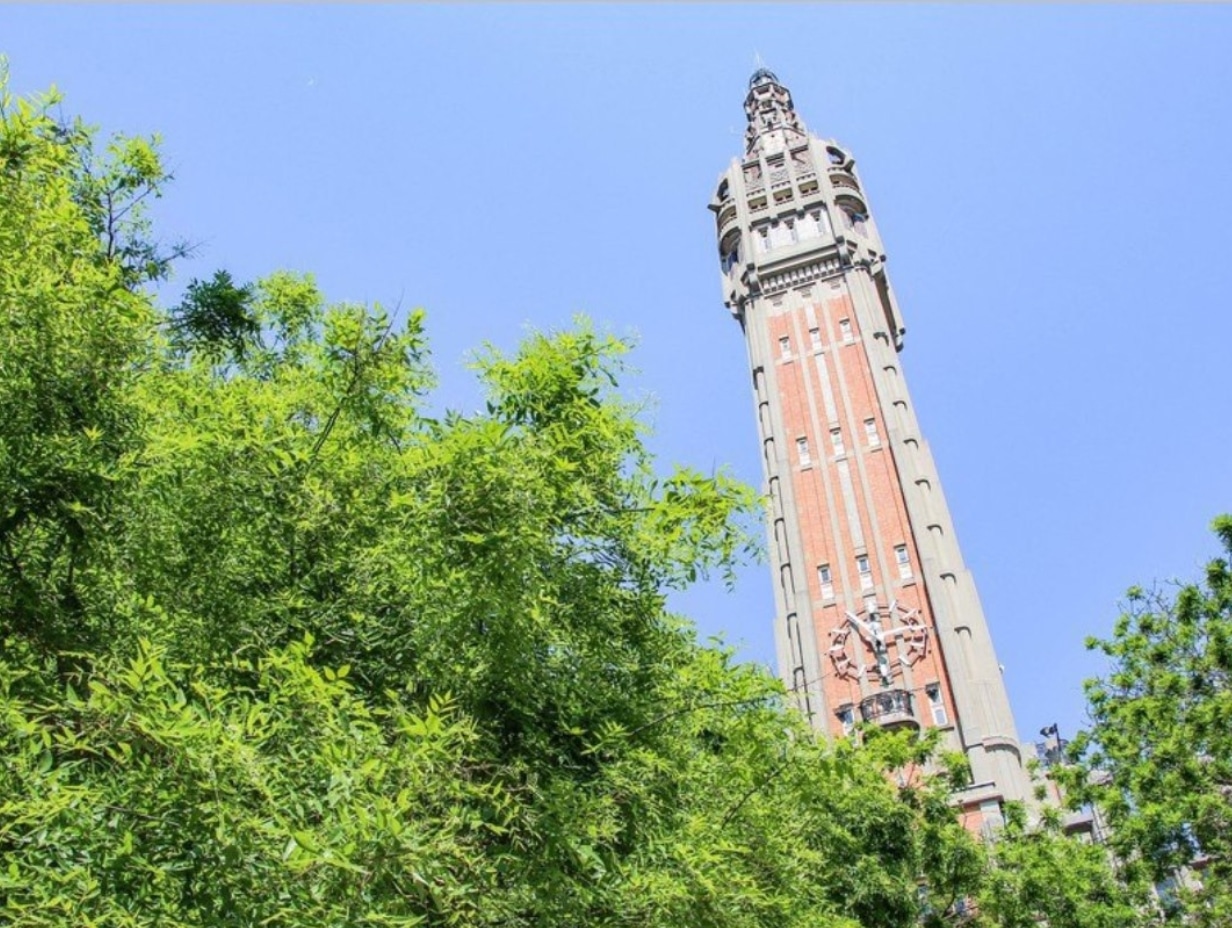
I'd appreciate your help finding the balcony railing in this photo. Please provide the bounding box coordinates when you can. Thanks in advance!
[859,689,917,729]
[829,170,861,192]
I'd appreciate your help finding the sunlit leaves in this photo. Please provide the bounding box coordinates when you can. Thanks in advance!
[1061,516,1232,925]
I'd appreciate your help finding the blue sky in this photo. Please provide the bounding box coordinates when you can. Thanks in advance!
[6,5,1231,745]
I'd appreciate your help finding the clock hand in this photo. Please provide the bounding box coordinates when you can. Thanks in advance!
[845,611,880,645]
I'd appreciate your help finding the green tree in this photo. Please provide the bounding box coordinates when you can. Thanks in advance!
[0,69,184,671]
[971,804,1149,928]
[1062,517,1232,925]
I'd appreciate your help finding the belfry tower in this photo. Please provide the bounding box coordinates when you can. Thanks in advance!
[710,69,1030,820]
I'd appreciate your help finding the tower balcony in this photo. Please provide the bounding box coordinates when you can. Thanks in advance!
[859,689,918,731]
[828,167,862,193]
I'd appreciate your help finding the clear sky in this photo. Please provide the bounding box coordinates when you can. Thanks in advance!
[5,5,1230,747]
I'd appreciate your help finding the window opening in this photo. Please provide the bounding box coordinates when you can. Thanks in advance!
[836,705,855,735]
[818,563,834,600]
[926,684,947,725]
[856,554,872,590]
[865,418,881,447]
[894,544,911,579]
[796,437,811,467]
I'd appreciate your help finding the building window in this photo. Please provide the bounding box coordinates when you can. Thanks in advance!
[787,219,798,243]
[894,544,911,579]
[856,554,872,590]
[926,683,947,725]
[829,428,845,456]
[809,327,821,349]
[719,230,742,275]
[798,212,816,240]
[796,436,811,467]
[864,418,880,447]
[836,705,855,735]
[839,318,854,343]
[757,227,770,252]
[817,563,834,600]
[769,221,784,248]
[979,799,1006,840]
[779,335,791,359]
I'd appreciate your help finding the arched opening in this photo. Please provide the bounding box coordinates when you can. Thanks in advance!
[719,228,742,275]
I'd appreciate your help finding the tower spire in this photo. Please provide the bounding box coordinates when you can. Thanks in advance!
[743,67,807,156]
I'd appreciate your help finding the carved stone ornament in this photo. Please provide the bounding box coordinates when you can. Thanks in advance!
[828,599,929,683]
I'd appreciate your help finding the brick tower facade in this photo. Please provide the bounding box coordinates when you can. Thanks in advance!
[710,69,1030,820]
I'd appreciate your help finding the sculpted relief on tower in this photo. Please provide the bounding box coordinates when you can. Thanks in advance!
[828,600,930,685]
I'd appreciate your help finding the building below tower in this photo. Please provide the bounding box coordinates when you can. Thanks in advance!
[710,69,1031,828]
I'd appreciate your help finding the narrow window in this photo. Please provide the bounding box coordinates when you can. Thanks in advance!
[926,683,947,725]
[779,335,791,359]
[798,212,817,240]
[839,318,854,343]
[836,705,855,735]
[809,327,821,349]
[758,228,770,252]
[894,544,911,579]
[830,428,845,456]
[817,563,834,600]
[796,436,811,467]
[856,554,872,590]
[864,418,880,447]
[812,208,831,237]
[787,219,798,243]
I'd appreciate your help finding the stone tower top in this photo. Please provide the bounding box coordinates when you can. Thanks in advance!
[748,67,780,88]
[744,68,807,157]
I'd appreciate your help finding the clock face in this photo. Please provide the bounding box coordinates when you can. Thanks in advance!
[828,599,929,684]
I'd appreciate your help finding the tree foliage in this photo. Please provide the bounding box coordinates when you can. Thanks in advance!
[1062,517,1232,924]
[971,804,1148,928]
[0,74,1145,928]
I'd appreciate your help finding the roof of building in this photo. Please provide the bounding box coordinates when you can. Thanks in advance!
[748,68,779,88]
